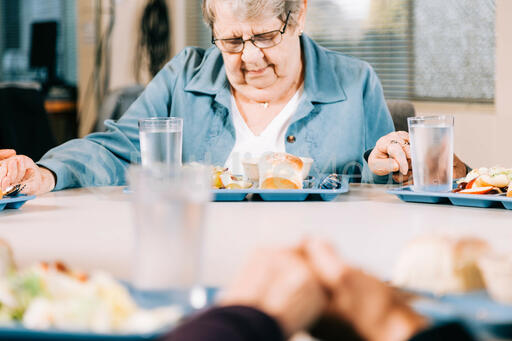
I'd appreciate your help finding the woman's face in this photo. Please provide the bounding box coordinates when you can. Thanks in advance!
[212,2,306,103]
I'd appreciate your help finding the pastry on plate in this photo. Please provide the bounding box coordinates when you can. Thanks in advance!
[259,152,304,189]
[393,235,490,294]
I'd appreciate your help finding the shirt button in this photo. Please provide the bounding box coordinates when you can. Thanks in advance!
[287,135,296,143]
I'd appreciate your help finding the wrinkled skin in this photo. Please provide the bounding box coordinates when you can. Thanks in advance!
[0,149,55,195]
[368,131,467,184]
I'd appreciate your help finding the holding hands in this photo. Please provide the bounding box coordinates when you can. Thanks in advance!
[221,239,427,341]
[0,149,55,195]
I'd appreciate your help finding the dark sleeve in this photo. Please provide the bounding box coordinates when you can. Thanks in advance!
[161,305,285,341]
[408,322,476,341]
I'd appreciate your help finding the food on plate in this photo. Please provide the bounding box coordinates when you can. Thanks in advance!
[243,155,313,184]
[211,166,252,190]
[259,152,304,189]
[459,186,494,195]
[0,242,181,333]
[213,153,315,190]
[478,253,512,304]
[453,166,512,195]
[393,235,490,294]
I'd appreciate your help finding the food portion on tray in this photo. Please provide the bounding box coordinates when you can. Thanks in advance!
[453,166,512,196]
[392,235,512,337]
[0,240,181,334]
[211,152,344,191]
[393,235,512,305]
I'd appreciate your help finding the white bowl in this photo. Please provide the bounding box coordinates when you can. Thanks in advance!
[241,156,313,182]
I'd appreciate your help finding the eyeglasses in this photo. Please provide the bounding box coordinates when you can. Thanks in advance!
[212,11,291,53]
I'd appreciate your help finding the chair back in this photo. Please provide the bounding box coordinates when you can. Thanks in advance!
[386,99,415,132]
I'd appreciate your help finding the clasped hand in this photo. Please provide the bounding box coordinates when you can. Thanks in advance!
[220,239,427,341]
[368,131,467,183]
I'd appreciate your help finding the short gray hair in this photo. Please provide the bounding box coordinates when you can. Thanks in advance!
[202,0,302,30]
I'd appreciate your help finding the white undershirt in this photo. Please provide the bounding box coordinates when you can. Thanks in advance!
[224,86,304,175]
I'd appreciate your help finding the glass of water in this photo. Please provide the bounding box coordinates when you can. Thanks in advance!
[408,115,454,192]
[139,117,183,168]
[127,163,211,309]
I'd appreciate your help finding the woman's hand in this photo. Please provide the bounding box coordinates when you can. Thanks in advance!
[369,132,468,183]
[220,247,328,337]
[368,132,412,183]
[0,149,56,195]
[303,239,427,341]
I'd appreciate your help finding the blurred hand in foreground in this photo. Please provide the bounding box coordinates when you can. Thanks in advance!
[221,239,428,340]
[303,239,428,341]
[220,246,328,337]
[0,149,55,195]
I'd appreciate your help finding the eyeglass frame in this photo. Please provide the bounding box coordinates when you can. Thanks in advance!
[211,11,292,53]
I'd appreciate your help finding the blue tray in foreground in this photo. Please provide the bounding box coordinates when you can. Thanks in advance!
[0,194,36,211]
[387,186,512,210]
[411,290,512,338]
[213,177,350,202]
[0,287,218,340]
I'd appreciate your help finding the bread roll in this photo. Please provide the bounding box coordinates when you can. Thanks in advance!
[393,236,489,294]
[259,152,303,189]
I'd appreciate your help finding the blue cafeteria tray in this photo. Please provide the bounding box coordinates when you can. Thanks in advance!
[0,194,36,211]
[0,286,217,340]
[387,186,512,209]
[412,290,512,338]
[213,176,350,202]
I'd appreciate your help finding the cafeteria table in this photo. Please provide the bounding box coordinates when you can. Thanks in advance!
[2,184,512,340]
[1,184,511,284]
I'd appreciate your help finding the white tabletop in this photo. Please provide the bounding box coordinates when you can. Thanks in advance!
[1,184,510,286]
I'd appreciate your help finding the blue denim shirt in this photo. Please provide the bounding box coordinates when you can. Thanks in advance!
[39,35,394,190]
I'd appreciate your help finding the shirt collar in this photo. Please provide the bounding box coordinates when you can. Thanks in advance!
[184,34,346,106]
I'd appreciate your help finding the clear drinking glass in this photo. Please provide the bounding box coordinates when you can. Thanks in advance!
[127,163,211,309]
[408,115,454,192]
[139,117,183,168]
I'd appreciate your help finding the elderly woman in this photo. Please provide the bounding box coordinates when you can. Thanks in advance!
[0,0,464,194]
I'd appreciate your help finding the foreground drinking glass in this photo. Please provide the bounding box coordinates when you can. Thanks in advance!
[139,117,183,168]
[408,115,454,192]
[128,163,211,309]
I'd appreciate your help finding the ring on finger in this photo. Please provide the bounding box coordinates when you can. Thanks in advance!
[390,139,410,146]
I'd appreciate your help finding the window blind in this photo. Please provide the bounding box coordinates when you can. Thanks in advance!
[0,0,77,84]
[185,0,210,49]
[185,0,495,102]
[305,0,412,100]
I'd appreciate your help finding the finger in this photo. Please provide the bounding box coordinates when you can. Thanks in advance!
[393,171,412,184]
[387,144,409,175]
[396,131,410,143]
[19,177,38,195]
[0,149,16,160]
[403,143,411,160]
[370,157,400,176]
[7,158,19,184]
[375,133,407,152]
[303,239,347,290]
[13,158,26,185]
[2,159,19,192]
